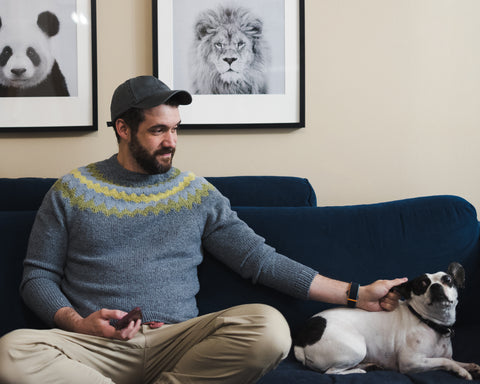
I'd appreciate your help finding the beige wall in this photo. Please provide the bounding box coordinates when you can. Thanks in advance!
[1,0,479,211]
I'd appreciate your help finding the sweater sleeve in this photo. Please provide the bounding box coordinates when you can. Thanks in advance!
[201,187,318,300]
[20,183,74,327]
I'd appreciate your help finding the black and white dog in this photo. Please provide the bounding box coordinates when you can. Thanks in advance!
[294,263,480,380]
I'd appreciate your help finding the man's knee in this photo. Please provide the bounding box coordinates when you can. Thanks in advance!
[248,304,292,364]
[220,303,291,373]
[212,304,291,380]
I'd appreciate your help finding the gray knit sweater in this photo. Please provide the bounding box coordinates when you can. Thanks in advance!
[21,155,318,327]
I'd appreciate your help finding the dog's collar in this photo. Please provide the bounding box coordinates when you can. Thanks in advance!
[407,305,454,337]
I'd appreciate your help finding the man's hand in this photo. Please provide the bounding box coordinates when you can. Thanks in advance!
[357,278,408,312]
[54,307,141,340]
[308,274,407,312]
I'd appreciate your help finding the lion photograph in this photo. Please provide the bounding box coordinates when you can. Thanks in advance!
[171,0,285,96]
[190,5,270,95]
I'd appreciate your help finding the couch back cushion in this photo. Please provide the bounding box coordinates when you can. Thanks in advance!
[206,176,317,207]
[0,178,56,211]
[197,195,480,332]
[0,176,316,211]
[0,211,47,335]
[0,175,316,336]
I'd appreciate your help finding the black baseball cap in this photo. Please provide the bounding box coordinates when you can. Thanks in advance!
[106,76,192,126]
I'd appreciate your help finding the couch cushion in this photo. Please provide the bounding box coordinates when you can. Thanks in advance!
[259,358,474,383]
[258,326,480,383]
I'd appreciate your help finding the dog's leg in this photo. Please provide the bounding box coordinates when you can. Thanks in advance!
[357,362,385,371]
[305,330,367,374]
[326,367,366,375]
[400,357,474,380]
[456,362,480,380]
[327,361,384,374]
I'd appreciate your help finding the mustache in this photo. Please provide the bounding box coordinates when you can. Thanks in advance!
[154,148,175,156]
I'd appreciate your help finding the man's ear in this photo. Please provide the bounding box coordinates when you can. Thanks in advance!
[115,119,130,141]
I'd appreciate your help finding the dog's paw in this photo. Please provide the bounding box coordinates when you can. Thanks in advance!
[454,367,473,381]
[358,362,385,372]
[466,363,480,380]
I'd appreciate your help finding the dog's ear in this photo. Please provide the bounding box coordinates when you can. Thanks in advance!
[392,281,411,300]
[447,262,465,289]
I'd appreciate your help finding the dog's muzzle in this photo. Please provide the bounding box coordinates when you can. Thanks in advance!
[429,284,453,306]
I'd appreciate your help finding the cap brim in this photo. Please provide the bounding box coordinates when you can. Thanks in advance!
[134,90,192,109]
[107,87,193,126]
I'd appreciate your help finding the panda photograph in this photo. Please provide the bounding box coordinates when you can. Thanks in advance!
[0,0,77,97]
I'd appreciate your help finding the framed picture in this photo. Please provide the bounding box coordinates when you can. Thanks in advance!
[0,0,97,132]
[153,0,305,129]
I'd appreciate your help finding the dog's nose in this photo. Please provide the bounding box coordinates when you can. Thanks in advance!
[429,283,449,303]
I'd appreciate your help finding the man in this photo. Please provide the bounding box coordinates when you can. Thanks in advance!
[0,76,406,384]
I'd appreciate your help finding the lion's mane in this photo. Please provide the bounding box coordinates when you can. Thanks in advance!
[190,5,270,94]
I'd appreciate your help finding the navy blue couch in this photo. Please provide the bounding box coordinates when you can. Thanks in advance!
[1,176,479,383]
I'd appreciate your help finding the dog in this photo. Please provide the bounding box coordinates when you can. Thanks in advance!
[294,263,480,380]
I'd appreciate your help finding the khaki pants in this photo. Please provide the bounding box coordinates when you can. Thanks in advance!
[0,304,291,384]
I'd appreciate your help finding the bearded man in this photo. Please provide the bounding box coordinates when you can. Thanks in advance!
[0,76,406,384]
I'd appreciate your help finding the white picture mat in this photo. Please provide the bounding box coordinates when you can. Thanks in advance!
[155,0,302,126]
[0,0,94,129]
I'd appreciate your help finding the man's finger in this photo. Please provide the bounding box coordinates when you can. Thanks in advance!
[100,309,128,320]
[387,277,408,290]
[117,319,141,340]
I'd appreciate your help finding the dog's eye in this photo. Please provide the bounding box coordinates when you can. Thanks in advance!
[442,275,453,286]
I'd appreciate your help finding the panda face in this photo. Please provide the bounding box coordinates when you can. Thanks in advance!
[0,33,52,88]
[0,12,59,89]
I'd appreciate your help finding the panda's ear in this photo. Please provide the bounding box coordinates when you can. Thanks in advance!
[37,11,60,37]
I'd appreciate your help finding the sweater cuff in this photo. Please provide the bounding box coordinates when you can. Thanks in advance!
[294,268,319,299]
[21,279,73,327]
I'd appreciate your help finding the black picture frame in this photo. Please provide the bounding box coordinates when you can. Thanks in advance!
[0,0,97,132]
[152,0,305,129]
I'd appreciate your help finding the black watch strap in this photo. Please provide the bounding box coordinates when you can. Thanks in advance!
[347,282,360,308]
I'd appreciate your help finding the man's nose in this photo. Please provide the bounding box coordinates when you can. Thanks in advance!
[162,131,177,147]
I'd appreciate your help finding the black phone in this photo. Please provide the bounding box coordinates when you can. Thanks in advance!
[114,307,143,330]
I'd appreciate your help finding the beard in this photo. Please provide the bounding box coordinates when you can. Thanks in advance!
[129,133,175,175]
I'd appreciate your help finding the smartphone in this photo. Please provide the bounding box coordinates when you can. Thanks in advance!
[114,307,143,330]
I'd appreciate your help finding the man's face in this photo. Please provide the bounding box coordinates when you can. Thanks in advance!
[127,104,181,175]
